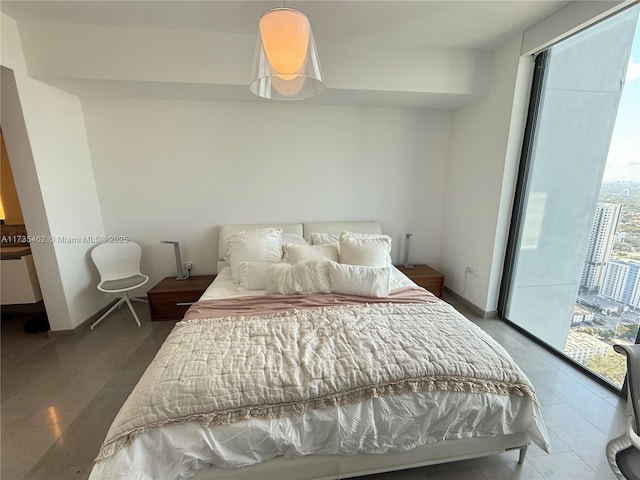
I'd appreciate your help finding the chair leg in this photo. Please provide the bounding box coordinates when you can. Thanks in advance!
[91,297,126,330]
[518,445,528,465]
[607,433,632,479]
[123,292,142,327]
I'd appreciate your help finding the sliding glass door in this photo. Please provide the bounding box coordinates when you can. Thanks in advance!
[500,5,640,390]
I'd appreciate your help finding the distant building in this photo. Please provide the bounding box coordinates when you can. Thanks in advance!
[571,305,594,325]
[581,203,622,291]
[602,259,640,309]
[564,330,609,364]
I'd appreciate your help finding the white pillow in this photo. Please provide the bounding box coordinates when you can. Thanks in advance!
[238,261,273,290]
[226,228,283,282]
[328,261,390,298]
[339,232,392,267]
[281,233,309,246]
[266,259,331,294]
[284,243,340,264]
[311,232,340,245]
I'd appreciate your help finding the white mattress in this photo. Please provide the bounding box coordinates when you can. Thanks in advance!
[89,268,549,480]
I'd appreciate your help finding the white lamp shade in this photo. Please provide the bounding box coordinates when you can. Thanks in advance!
[249,8,326,100]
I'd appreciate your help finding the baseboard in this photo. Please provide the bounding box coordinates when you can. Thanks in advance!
[46,299,120,337]
[47,328,78,337]
[443,287,497,319]
[0,300,46,314]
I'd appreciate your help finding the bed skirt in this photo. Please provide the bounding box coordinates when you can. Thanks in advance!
[191,432,531,480]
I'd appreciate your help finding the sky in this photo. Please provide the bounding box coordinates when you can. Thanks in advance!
[604,13,640,183]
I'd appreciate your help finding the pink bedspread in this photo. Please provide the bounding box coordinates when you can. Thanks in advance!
[184,286,439,321]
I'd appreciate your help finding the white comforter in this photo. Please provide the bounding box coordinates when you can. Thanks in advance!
[89,268,549,480]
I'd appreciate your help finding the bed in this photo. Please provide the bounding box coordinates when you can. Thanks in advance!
[88,221,549,480]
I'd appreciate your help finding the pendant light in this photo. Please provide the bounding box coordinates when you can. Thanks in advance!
[249,7,326,100]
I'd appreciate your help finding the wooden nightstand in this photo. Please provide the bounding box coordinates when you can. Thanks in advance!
[147,275,216,321]
[395,264,444,298]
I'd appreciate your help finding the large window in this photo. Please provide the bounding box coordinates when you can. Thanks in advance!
[500,5,640,391]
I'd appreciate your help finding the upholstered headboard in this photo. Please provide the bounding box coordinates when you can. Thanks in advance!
[302,221,382,241]
[216,221,383,272]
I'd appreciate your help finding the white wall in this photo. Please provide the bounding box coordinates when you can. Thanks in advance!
[1,13,106,330]
[440,36,525,313]
[81,98,451,286]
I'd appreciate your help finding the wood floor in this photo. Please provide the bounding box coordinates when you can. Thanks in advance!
[1,296,627,480]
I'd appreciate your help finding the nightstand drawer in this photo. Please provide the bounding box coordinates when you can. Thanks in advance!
[395,265,444,298]
[147,275,216,321]
[149,300,195,321]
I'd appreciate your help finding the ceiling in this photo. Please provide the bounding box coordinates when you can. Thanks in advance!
[1,1,570,49]
[1,1,572,107]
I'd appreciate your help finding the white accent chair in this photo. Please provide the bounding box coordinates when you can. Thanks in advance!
[90,242,149,330]
[607,344,640,480]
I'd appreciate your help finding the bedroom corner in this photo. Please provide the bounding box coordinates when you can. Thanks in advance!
[1,13,107,333]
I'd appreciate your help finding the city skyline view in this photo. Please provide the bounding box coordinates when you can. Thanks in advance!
[566,182,640,387]
[563,15,640,387]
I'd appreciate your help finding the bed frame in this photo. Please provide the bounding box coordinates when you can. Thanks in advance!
[192,434,528,479]
[193,221,533,479]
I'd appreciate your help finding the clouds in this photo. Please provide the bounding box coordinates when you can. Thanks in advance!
[605,133,640,182]
[627,57,640,82]
[606,54,640,182]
